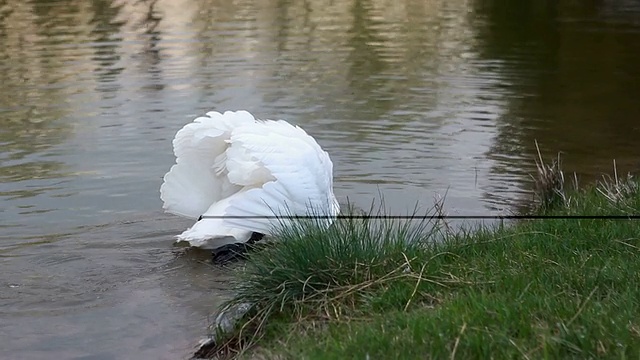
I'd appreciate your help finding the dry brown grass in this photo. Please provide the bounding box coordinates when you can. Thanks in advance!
[530,140,571,212]
[597,160,639,210]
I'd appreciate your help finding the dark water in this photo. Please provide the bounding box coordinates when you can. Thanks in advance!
[1,0,639,358]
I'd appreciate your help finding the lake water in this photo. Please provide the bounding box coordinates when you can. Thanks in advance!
[1,0,639,358]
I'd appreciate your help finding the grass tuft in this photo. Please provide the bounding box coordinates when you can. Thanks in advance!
[597,160,639,211]
[204,199,454,358]
[531,140,569,212]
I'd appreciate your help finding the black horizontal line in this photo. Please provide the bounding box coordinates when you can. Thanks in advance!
[200,215,640,220]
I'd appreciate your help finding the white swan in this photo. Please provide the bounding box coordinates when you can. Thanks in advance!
[160,110,340,249]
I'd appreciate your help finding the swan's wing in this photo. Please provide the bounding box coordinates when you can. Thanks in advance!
[160,110,255,219]
[217,120,338,234]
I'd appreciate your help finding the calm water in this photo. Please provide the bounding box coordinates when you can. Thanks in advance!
[1,0,639,358]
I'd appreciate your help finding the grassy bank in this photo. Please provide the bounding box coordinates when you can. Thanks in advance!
[202,160,640,359]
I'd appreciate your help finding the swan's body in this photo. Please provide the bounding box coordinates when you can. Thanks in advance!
[160,110,339,249]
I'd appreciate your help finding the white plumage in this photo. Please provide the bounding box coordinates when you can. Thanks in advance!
[160,110,340,249]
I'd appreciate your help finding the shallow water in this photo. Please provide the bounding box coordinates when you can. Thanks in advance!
[1,0,640,358]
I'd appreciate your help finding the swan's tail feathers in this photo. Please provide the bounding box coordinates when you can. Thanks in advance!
[161,110,255,219]
[175,218,253,249]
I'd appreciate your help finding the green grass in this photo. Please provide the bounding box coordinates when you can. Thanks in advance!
[203,168,640,359]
